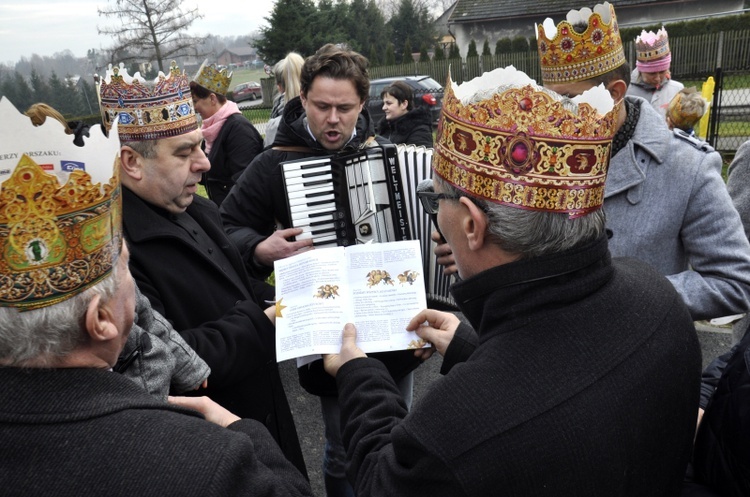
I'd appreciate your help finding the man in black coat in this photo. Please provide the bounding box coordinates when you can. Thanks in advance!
[98,63,306,476]
[323,68,702,496]
[0,98,310,496]
[220,44,420,497]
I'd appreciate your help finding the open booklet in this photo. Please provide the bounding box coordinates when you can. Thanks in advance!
[273,240,429,364]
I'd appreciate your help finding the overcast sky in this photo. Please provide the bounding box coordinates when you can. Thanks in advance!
[0,0,276,65]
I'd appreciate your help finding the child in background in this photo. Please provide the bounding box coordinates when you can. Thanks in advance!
[666,87,708,137]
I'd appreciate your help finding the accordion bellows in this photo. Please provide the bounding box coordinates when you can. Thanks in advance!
[433,66,620,218]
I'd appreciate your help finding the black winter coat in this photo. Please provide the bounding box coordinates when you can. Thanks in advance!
[220,97,420,396]
[336,235,702,496]
[375,106,433,148]
[0,367,311,496]
[202,113,263,207]
[122,187,306,475]
[691,320,750,497]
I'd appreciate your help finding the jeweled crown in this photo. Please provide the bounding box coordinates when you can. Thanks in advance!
[433,66,620,218]
[0,98,122,311]
[536,2,625,85]
[192,60,233,96]
[635,27,670,63]
[99,62,197,142]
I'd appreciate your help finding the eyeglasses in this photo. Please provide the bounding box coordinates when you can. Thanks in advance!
[417,191,461,215]
[418,191,489,215]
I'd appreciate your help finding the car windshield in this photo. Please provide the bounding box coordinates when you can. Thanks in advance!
[414,77,442,90]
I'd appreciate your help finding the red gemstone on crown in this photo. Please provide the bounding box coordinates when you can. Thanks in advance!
[511,143,529,164]
[519,97,533,111]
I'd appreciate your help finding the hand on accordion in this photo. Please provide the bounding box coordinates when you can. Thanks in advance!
[255,228,314,267]
[432,230,458,276]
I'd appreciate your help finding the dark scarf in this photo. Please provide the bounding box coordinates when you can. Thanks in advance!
[611,99,640,158]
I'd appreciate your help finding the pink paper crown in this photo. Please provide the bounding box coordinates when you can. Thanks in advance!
[635,27,671,72]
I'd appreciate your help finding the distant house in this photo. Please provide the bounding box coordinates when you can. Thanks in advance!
[447,0,745,57]
[217,47,259,67]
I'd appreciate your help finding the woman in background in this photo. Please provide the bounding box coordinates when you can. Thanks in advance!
[265,52,304,146]
[190,61,263,206]
[376,80,433,148]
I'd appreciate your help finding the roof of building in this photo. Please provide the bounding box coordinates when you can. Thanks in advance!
[449,0,681,23]
[218,46,256,57]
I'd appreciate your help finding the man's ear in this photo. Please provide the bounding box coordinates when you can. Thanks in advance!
[119,146,144,182]
[83,294,119,343]
[607,79,628,103]
[459,197,488,252]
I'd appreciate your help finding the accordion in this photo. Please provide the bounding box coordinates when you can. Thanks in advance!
[280,143,456,309]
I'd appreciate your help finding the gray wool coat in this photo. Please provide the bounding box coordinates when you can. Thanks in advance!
[117,286,210,400]
[604,96,750,320]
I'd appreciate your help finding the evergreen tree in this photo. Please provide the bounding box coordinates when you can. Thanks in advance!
[10,72,34,112]
[30,69,51,104]
[388,0,436,65]
[254,0,317,62]
[385,43,396,65]
[369,44,380,67]
[420,44,430,62]
[449,43,460,59]
[482,39,492,56]
[403,38,413,64]
[467,39,478,58]
[433,45,445,60]
[511,36,529,52]
[496,38,512,54]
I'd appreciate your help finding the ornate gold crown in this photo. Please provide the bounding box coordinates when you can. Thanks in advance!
[0,98,122,311]
[192,59,233,96]
[99,62,197,142]
[433,67,620,218]
[536,2,625,84]
[635,27,670,62]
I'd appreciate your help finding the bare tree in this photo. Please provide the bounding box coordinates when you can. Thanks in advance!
[98,0,207,72]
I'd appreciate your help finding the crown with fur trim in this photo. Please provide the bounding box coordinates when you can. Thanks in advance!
[433,66,620,218]
[99,62,197,141]
[192,60,232,96]
[0,98,122,311]
[536,2,625,84]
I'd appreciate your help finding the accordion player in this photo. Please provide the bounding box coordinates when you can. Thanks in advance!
[280,142,457,309]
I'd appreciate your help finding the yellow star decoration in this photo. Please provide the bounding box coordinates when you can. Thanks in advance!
[275,298,287,318]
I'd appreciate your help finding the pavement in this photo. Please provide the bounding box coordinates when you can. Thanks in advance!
[279,318,739,497]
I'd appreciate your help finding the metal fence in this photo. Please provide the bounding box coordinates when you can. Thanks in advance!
[244,30,750,154]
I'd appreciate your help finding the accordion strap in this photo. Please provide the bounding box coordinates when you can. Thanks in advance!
[272,145,314,153]
[272,136,377,154]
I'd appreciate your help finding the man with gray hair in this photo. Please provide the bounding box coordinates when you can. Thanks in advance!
[323,68,702,496]
[0,98,311,496]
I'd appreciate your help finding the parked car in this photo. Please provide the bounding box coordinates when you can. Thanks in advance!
[231,81,262,102]
[367,76,444,127]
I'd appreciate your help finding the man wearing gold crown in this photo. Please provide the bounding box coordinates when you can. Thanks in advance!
[627,26,685,120]
[532,3,750,322]
[0,98,311,496]
[321,67,702,496]
[98,63,307,476]
[190,60,263,207]
[220,44,422,497]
